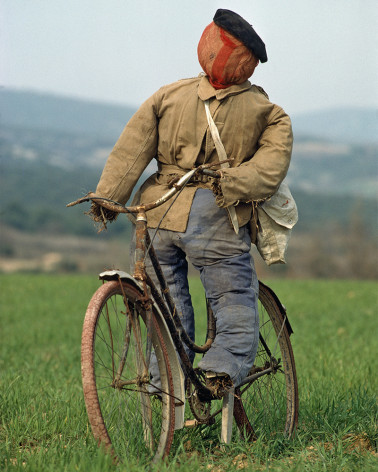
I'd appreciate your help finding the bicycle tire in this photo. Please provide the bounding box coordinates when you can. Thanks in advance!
[81,280,175,464]
[233,283,298,440]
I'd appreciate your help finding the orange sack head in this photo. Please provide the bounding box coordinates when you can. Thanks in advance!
[197,9,267,90]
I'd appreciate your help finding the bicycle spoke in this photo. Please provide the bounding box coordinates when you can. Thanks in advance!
[115,313,132,381]
[96,318,118,361]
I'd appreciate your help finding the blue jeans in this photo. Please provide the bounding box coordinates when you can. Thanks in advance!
[131,189,259,387]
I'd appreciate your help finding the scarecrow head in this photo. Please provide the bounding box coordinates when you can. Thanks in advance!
[198,9,267,89]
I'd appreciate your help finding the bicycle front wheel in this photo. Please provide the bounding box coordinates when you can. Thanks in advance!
[233,282,298,440]
[81,280,175,464]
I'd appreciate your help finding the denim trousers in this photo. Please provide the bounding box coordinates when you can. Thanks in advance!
[131,188,259,387]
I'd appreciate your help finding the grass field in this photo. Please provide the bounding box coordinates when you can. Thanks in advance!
[1,274,377,471]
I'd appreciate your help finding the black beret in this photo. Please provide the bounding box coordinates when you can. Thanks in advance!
[213,9,268,63]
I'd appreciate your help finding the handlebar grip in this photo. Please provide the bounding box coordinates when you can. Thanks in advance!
[202,168,220,178]
[66,193,127,213]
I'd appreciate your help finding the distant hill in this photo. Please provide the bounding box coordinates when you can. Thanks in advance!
[1,89,377,198]
[2,88,378,144]
[1,89,377,240]
[287,139,377,198]
[0,89,135,141]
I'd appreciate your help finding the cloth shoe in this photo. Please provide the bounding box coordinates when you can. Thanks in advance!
[205,371,233,398]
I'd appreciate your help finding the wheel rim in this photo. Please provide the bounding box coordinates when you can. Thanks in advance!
[234,286,298,439]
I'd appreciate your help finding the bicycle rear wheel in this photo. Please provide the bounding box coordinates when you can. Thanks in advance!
[81,280,175,464]
[233,282,298,440]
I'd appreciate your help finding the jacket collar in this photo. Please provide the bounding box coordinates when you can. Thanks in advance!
[197,75,252,101]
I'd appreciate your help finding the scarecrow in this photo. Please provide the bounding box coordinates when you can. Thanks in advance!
[89,9,293,394]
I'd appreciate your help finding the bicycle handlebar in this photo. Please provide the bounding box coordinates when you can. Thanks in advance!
[67,161,225,214]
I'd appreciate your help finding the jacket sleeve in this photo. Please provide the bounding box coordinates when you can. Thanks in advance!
[95,93,159,204]
[215,105,293,206]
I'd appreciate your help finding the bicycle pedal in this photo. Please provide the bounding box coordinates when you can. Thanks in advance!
[205,373,233,399]
[205,371,228,379]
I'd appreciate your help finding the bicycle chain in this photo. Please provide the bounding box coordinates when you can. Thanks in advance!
[186,371,214,424]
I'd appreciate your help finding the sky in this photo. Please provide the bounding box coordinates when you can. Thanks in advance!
[1,0,378,115]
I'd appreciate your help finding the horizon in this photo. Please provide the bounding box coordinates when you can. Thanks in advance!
[2,86,378,118]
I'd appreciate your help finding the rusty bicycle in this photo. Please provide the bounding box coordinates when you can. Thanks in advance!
[68,163,298,465]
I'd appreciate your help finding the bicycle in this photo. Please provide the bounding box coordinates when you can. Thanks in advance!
[68,163,298,465]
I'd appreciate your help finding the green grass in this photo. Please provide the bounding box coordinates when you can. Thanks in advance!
[0,275,377,471]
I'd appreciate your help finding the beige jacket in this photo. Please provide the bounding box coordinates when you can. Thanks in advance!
[96,75,293,237]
